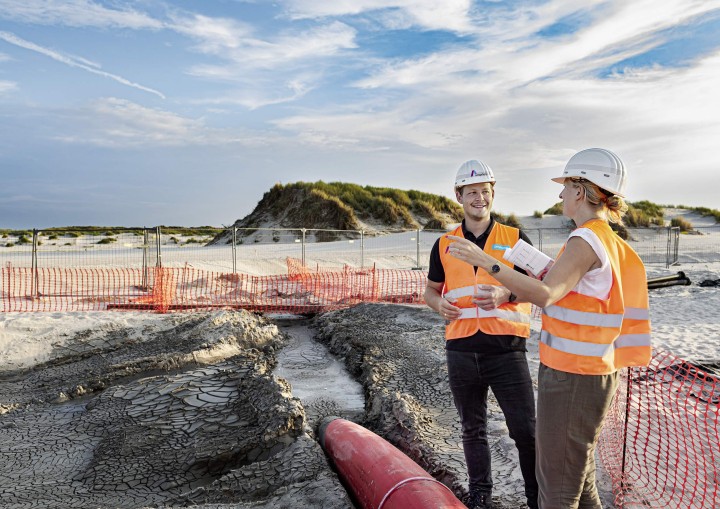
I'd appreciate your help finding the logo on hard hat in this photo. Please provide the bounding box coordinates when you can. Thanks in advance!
[470,169,487,177]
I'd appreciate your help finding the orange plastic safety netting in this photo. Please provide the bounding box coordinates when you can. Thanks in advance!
[0,263,427,313]
[599,349,720,509]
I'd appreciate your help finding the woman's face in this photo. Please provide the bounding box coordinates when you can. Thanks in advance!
[559,181,581,216]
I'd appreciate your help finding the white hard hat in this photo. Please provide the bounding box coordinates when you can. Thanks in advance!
[552,148,627,197]
[455,160,495,188]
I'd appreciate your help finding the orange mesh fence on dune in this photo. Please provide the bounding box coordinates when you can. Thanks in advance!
[599,349,719,509]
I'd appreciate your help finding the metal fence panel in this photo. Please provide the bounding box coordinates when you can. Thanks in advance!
[2,225,719,280]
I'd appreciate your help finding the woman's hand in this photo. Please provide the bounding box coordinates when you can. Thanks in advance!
[473,284,508,310]
[445,235,494,270]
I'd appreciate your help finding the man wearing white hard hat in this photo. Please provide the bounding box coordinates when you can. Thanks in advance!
[424,160,539,509]
[444,149,651,509]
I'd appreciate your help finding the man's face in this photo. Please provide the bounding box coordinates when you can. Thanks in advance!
[456,182,494,222]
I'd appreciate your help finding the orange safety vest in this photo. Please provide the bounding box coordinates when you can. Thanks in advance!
[439,223,532,340]
[540,219,652,375]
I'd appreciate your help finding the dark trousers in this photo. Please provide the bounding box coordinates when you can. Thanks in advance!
[447,349,538,504]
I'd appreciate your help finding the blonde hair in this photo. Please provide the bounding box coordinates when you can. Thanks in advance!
[569,177,628,225]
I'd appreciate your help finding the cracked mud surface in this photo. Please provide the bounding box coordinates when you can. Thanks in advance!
[0,310,353,509]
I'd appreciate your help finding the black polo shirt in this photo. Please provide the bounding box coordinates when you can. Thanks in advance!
[428,217,533,354]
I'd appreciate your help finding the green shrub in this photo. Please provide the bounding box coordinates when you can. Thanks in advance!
[686,206,720,223]
[544,202,563,215]
[629,200,664,218]
[48,234,59,240]
[624,208,651,227]
[97,237,116,244]
[6,242,14,247]
[670,217,693,232]
[17,235,31,244]
[625,201,664,227]
[610,223,629,239]
[423,218,446,230]
[491,212,522,229]
[533,211,543,218]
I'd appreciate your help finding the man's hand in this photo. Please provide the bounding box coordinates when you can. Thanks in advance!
[439,296,461,321]
[472,284,509,310]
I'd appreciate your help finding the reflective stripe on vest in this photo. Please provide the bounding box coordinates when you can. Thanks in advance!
[540,330,613,357]
[443,286,475,300]
[623,307,650,320]
[457,306,532,323]
[540,330,651,356]
[539,219,652,374]
[543,305,623,328]
[439,223,531,339]
[615,333,652,348]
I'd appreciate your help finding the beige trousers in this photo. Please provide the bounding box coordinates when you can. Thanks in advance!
[536,364,619,509]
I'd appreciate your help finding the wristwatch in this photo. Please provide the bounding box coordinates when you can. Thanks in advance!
[508,292,517,303]
[490,263,501,274]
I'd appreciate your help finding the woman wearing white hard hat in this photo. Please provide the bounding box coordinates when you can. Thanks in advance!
[445,148,651,509]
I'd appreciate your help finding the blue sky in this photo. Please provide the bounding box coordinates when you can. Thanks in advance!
[1,0,719,228]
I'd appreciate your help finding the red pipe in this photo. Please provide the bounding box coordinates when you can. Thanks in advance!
[319,417,466,509]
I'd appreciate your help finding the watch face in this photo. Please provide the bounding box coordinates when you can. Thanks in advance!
[491,263,500,273]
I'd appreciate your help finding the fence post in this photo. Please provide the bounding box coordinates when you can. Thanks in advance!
[156,226,162,267]
[360,230,365,268]
[620,368,632,494]
[665,226,680,268]
[31,229,39,299]
[301,228,306,266]
[232,227,237,274]
[538,227,544,254]
[416,228,421,269]
[142,228,149,290]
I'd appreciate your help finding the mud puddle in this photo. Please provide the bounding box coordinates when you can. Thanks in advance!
[273,317,365,427]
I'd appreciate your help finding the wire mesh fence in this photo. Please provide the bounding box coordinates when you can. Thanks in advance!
[3,224,718,276]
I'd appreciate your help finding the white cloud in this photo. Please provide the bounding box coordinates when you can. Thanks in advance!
[180,20,357,108]
[182,20,357,70]
[282,0,474,32]
[354,0,720,90]
[0,0,163,29]
[50,98,205,147]
[0,79,17,94]
[169,13,254,52]
[47,98,278,148]
[0,31,165,99]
